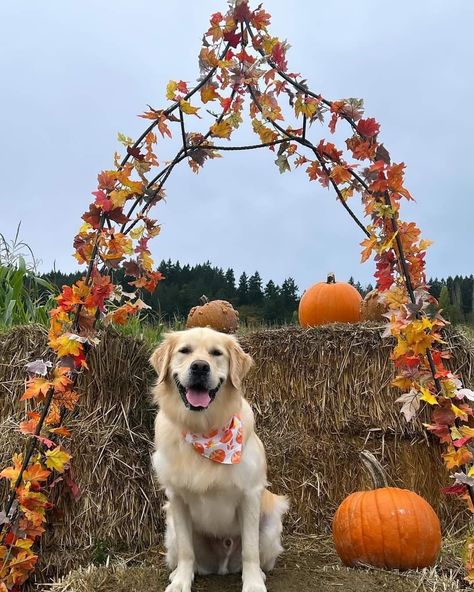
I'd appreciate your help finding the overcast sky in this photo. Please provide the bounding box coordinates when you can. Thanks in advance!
[1,0,473,292]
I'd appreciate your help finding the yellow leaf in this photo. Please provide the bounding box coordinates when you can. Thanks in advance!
[180,100,200,116]
[391,376,413,390]
[129,226,145,240]
[14,538,34,550]
[294,96,318,119]
[49,334,83,358]
[109,189,131,208]
[210,120,233,139]
[166,80,178,100]
[201,84,219,104]
[78,222,92,235]
[382,286,409,310]
[45,447,71,473]
[252,120,278,144]
[468,466,474,477]
[443,445,473,469]
[450,426,463,440]
[418,239,433,250]
[460,426,474,438]
[419,387,438,405]
[451,404,469,420]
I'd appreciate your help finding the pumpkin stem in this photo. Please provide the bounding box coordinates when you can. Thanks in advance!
[360,450,389,489]
[199,295,209,305]
[327,273,336,284]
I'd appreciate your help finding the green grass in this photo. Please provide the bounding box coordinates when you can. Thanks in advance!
[0,226,56,330]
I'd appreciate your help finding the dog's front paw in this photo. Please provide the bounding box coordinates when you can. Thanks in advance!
[166,565,194,592]
[242,582,267,592]
[242,566,267,592]
[165,579,192,592]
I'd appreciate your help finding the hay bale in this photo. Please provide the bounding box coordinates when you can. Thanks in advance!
[240,323,474,435]
[1,323,473,583]
[240,324,473,534]
[0,327,161,582]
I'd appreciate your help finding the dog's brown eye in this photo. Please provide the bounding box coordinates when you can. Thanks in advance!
[178,346,191,354]
[210,349,223,357]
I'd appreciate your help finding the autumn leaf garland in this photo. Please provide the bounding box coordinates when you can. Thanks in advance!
[1,0,474,587]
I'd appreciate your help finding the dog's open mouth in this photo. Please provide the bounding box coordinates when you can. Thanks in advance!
[174,376,223,411]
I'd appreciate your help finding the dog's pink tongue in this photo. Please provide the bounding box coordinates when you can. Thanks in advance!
[186,389,211,408]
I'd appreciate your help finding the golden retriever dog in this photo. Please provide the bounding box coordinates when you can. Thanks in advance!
[150,327,288,592]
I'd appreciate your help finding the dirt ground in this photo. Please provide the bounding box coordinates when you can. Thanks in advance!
[46,537,466,592]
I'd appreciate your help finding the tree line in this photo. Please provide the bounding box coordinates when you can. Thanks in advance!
[42,264,474,326]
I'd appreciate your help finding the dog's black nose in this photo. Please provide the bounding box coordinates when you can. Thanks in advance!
[190,360,210,374]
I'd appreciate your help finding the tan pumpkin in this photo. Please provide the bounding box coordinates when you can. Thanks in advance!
[332,451,441,570]
[360,289,387,321]
[298,273,362,327]
[186,295,239,334]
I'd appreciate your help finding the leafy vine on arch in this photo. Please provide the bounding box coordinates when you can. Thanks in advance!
[1,0,474,588]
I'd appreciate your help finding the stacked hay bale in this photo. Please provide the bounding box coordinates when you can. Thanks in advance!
[0,326,161,581]
[1,323,473,583]
[240,325,473,535]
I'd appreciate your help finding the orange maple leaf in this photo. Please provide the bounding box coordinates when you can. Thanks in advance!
[19,412,41,436]
[53,389,79,411]
[0,453,23,486]
[306,161,322,181]
[51,367,72,392]
[23,463,51,487]
[443,445,473,470]
[48,426,71,438]
[330,164,352,185]
[21,377,51,401]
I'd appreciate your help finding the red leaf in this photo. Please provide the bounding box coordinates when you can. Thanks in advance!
[432,406,456,426]
[34,434,55,449]
[234,1,251,22]
[442,483,466,496]
[82,204,102,228]
[357,117,380,138]
[64,468,81,500]
[108,207,129,225]
[251,7,271,30]
[453,435,472,448]
[223,29,242,48]
[92,190,112,213]
[210,12,223,25]
[126,145,144,161]
[424,422,451,444]
[271,42,287,72]
[220,97,232,112]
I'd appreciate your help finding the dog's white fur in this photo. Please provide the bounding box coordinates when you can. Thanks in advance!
[151,327,288,592]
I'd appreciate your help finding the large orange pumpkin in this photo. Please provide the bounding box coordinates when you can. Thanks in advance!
[186,295,239,333]
[298,273,362,327]
[332,451,441,570]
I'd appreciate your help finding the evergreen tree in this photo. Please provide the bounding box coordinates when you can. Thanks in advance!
[223,268,237,302]
[263,280,282,322]
[248,272,263,304]
[237,272,249,306]
[280,277,299,321]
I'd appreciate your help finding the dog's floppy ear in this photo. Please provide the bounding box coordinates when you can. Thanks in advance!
[150,333,176,384]
[228,338,254,389]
